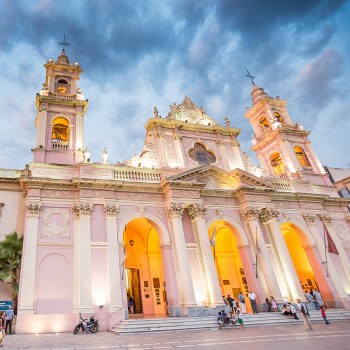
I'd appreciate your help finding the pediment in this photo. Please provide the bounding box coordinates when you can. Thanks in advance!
[166,165,274,191]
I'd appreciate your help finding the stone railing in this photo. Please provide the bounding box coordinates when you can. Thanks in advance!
[115,168,162,182]
[266,178,338,197]
[51,142,69,151]
[48,92,76,101]
[0,169,22,178]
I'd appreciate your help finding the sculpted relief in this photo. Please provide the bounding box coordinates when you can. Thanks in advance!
[41,208,70,238]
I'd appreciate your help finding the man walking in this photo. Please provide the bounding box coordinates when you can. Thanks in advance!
[297,298,312,330]
[5,305,14,334]
[247,290,259,314]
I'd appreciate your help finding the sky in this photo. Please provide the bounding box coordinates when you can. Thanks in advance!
[0,0,349,170]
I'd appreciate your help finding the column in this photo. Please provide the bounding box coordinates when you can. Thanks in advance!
[261,207,305,301]
[104,203,124,312]
[73,202,94,313]
[166,203,196,306]
[303,213,348,299]
[188,204,223,305]
[18,202,41,314]
[242,207,283,301]
[320,214,350,287]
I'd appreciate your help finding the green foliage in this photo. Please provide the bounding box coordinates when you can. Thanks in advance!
[0,232,23,300]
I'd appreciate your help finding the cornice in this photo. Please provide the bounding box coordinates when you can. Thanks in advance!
[145,117,241,136]
[271,192,328,202]
[251,126,310,151]
[36,94,88,113]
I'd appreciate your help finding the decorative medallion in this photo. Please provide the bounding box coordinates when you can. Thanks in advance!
[42,208,70,238]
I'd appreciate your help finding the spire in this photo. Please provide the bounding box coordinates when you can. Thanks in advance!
[56,35,71,65]
[251,84,269,105]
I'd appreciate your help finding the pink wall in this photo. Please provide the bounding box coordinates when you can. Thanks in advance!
[91,205,107,242]
[35,249,73,314]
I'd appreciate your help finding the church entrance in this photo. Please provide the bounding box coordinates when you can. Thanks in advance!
[124,218,167,316]
[209,221,252,312]
[281,222,329,300]
[126,268,142,314]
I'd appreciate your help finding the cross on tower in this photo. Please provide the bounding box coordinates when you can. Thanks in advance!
[245,67,255,85]
[59,34,70,52]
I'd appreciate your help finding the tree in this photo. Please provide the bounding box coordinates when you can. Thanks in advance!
[0,232,23,313]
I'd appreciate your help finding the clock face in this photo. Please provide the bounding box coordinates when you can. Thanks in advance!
[57,85,68,94]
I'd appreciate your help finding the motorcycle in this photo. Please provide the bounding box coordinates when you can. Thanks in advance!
[73,314,99,334]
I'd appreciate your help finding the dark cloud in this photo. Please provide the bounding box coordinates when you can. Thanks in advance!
[0,0,349,169]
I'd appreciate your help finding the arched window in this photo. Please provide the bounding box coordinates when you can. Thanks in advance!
[274,112,284,125]
[294,146,311,168]
[270,152,285,175]
[259,116,269,130]
[57,79,68,84]
[188,143,216,165]
[52,117,69,142]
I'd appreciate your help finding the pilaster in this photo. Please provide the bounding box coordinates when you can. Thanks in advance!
[104,203,124,313]
[18,202,42,315]
[72,202,94,313]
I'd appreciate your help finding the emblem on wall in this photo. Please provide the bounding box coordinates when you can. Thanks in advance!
[42,208,70,238]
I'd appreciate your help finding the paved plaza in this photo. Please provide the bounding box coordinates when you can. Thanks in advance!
[1,321,349,349]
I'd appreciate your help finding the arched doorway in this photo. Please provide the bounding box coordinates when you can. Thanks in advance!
[209,220,253,312]
[281,222,331,302]
[123,218,167,316]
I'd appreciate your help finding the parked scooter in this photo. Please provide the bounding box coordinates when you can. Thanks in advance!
[73,314,99,334]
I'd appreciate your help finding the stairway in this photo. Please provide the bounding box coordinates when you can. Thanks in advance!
[110,309,350,335]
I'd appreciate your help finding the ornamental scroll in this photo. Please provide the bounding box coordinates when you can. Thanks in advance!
[188,204,207,219]
[166,203,184,218]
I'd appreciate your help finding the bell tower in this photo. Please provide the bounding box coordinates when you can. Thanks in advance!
[245,83,331,186]
[33,43,88,165]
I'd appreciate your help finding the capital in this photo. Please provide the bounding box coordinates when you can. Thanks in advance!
[104,203,119,217]
[319,213,332,224]
[166,203,184,218]
[241,206,259,222]
[303,212,316,223]
[259,207,279,223]
[72,202,93,216]
[188,204,207,219]
[26,201,42,216]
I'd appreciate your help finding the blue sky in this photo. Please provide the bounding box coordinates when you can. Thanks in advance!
[0,0,349,170]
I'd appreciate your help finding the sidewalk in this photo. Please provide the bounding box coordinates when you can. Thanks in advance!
[1,320,350,349]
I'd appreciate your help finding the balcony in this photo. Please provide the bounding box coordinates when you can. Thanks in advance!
[51,141,69,151]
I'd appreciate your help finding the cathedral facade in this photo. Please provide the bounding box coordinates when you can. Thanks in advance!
[0,49,349,333]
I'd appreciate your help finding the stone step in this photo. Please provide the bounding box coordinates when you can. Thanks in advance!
[110,309,350,335]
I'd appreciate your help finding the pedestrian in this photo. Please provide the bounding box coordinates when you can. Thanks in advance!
[236,307,244,330]
[5,306,14,335]
[270,296,278,312]
[297,298,312,330]
[0,311,5,347]
[232,298,238,313]
[288,302,299,320]
[313,289,324,307]
[227,294,234,312]
[247,290,259,313]
[238,291,247,314]
[128,295,135,314]
[320,306,330,324]
[266,298,272,312]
